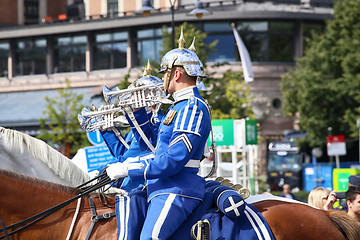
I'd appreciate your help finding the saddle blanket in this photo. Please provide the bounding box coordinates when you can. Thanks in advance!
[115,181,275,240]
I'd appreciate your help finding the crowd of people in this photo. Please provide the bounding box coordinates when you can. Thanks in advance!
[280,174,360,225]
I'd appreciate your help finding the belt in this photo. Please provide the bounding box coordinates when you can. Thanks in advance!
[185,159,200,168]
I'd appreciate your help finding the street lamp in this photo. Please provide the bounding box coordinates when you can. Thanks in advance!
[136,0,212,49]
[357,118,360,163]
[170,0,176,49]
[136,0,177,48]
[187,0,212,19]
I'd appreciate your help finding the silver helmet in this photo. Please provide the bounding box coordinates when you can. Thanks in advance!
[160,28,205,77]
[159,27,206,92]
[130,60,164,90]
[131,60,168,120]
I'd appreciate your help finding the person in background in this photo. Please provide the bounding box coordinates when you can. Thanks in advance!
[346,185,360,224]
[336,174,360,212]
[308,186,337,210]
[280,184,296,199]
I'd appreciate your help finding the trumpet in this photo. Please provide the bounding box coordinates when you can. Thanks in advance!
[78,83,173,132]
[103,85,173,108]
[78,105,129,132]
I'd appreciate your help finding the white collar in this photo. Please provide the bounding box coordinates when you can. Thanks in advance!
[172,86,196,102]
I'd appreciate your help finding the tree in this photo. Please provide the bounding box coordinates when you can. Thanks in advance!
[38,80,89,157]
[205,68,254,119]
[281,0,360,147]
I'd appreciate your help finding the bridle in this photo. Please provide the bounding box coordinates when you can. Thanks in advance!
[0,173,116,239]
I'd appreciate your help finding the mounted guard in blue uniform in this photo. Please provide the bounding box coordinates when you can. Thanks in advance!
[106,27,212,239]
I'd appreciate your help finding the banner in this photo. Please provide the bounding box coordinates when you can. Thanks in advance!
[232,23,254,83]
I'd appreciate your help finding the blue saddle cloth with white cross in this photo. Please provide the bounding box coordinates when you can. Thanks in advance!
[114,180,275,240]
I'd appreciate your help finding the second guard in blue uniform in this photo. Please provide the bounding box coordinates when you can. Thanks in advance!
[98,61,165,192]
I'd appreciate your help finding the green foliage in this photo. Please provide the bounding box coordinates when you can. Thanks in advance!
[119,73,131,89]
[38,80,89,157]
[281,0,360,147]
[205,69,254,119]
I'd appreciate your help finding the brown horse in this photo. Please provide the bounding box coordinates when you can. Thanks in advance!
[1,169,359,240]
[0,169,117,240]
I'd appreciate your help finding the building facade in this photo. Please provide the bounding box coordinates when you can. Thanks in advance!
[0,0,333,174]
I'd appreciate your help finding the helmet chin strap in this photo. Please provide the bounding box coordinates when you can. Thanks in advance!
[164,57,178,95]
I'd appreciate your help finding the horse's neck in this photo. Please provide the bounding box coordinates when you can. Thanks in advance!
[0,171,78,215]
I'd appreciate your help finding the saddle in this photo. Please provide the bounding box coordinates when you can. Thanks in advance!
[114,179,275,240]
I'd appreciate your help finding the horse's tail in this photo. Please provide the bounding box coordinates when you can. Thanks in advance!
[327,210,360,240]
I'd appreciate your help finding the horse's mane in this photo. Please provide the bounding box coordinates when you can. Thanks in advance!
[0,126,91,187]
[0,169,81,195]
[328,210,360,240]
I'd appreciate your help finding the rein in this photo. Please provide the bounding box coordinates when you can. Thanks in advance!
[0,174,115,239]
[0,214,9,240]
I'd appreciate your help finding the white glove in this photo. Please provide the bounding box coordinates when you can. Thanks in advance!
[106,162,144,180]
[88,170,99,178]
[124,156,140,164]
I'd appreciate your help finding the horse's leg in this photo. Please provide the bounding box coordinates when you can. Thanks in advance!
[253,201,346,240]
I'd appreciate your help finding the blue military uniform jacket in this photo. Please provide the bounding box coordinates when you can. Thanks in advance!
[101,128,134,161]
[127,86,211,201]
[99,111,163,191]
[101,110,163,162]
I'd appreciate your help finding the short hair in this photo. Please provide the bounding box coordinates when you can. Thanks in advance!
[173,66,197,83]
[346,185,360,203]
[348,175,360,187]
[308,187,330,209]
[283,184,291,189]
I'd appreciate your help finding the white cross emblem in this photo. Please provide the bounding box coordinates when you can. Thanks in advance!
[224,197,244,217]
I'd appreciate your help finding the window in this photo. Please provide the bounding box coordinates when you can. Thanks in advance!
[108,0,118,15]
[24,0,39,25]
[237,21,295,62]
[137,28,163,64]
[54,35,87,73]
[267,152,301,171]
[268,22,294,62]
[303,22,324,51]
[205,23,235,62]
[272,98,282,109]
[93,31,128,70]
[202,21,295,63]
[15,38,46,76]
[0,41,9,77]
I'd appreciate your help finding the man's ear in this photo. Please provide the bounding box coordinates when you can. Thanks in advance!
[174,69,182,82]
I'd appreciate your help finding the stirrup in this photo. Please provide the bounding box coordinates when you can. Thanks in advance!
[191,219,210,240]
